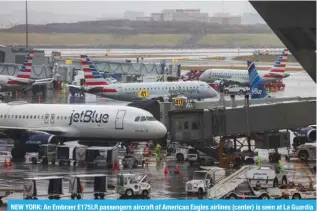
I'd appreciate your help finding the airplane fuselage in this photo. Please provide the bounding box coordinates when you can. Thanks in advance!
[84,81,218,101]
[0,75,32,92]
[0,103,167,141]
[200,69,288,85]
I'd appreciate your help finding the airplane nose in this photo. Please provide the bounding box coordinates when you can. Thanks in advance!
[199,73,206,81]
[154,122,167,138]
[209,88,219,98]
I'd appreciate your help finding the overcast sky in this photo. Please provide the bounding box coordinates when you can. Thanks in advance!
[0,1,258,24]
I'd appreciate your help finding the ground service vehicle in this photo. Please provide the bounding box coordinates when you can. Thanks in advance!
[186,167,225,195]
[116,174,150,198]
[85,146,118,167]
[122,153,145,168]
[29,144,57,165]
[56,145,72,166]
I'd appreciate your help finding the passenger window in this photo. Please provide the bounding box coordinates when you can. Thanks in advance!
[184,121,189,129]
[15,115,18,118]
[30,116,32,119]
[19,115,21,119]
[0,115,2,118]
[135,116,140,122]
[41,115,44,119]
[34,115,36,119]
[57,116,59,120]
[26,115,29,119]
[140,116,146,121]
[23,115,25,119]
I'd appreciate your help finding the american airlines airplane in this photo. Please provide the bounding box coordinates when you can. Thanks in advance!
[0,51,54,95]
[0,101,167,159]
[199,48,290,86]
[68,55,218,102]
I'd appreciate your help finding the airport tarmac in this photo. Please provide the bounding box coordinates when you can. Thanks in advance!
[0,149,315,204]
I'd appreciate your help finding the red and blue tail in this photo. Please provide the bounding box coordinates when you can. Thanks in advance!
[16,50,34,79]
[80,55,108,87]
[268,48,289,76]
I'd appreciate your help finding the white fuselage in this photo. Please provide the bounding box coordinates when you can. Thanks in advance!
[199,69,285,84]
[0,103,167,141]
[86,81,218,101]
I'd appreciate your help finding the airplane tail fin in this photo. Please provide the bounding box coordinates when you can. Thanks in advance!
[268,48,289,76]
[16,50,34,79]
[80,55,108,87]
[247,60,270,99]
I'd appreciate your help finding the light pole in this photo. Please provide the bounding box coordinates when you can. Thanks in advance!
[25,0,28,48]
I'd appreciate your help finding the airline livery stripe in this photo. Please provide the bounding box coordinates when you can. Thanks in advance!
[85,78,107,82]
[270,69,285,72]
[97,88,117,93]
[7,80,25,85]
[85,82,108,86]
[84,75,103,79]
[16,75,31,78]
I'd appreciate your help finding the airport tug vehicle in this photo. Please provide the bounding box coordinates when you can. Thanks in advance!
[186,167,225,195]
[116,174,151,198]
[69,174,111,199]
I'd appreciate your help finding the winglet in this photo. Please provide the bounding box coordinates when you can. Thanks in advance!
[247,60,270,99]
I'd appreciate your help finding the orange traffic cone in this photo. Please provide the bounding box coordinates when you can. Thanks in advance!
[242,192,245,200]
[175,164,180,174]
[4,159,8,168]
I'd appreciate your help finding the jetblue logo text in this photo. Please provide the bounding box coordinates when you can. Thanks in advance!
[251,88,262,95]
[69,110,109,125]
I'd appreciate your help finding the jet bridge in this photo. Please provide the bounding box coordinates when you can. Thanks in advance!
[168,100,316,144]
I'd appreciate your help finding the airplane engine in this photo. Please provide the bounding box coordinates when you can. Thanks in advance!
[293,126,316,148]
[22,133,59,153]
[20,133,59,146]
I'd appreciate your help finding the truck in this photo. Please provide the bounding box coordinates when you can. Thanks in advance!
[187,148,217,165]
[29,144,57,165]
[85,146,118,167]
[186,167,226,195]
[224,85,250,95]
[116,174,151,198]
[122,153,145,168]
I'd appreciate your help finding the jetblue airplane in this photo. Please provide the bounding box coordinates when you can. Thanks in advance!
[199,48,290,86]
[247,60,270,99]
[0,51,54,94]
[68,55,218,102]
[0,101,167,159]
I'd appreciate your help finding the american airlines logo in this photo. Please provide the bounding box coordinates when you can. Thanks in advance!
[69,110,109,126]
[251,88,262,95]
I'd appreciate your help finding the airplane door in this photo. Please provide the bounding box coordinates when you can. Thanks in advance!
[115,110,126,130]
[44,114,55,127]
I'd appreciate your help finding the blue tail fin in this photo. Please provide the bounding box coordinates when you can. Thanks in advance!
[247,60,269,99]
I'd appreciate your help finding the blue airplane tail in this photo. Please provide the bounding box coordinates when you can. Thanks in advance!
[247,60,270,99]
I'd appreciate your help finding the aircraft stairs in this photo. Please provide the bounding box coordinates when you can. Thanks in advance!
[206,165,253,199]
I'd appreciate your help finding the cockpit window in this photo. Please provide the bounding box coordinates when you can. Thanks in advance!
[140,116,146,121]
[135,116,140,122]
[146,116,156,121]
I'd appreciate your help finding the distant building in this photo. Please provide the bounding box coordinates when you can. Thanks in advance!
[136,17,153,21]
[124,11,144,21]
[151,13,164,21]
[209,14,242,25]
[241,13,265,25]
[161,9,209,22]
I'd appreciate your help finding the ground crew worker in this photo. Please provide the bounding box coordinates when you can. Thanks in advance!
[278,160,283,171]
[256,156,262,167]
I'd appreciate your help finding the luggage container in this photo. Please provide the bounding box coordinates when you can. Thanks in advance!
[56,145,71,166]
[85,146,118,167]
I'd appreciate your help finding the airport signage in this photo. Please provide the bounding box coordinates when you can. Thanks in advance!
[138,90,149,98]
[7,200,316,211]
[69,110,109,125]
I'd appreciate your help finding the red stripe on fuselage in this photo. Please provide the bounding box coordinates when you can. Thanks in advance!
[16,75,31,78]
[7,80,26,85]
[263,74,283,78]
[98,88,117,93]
[270,69,285,73]
[85,82,108,86]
